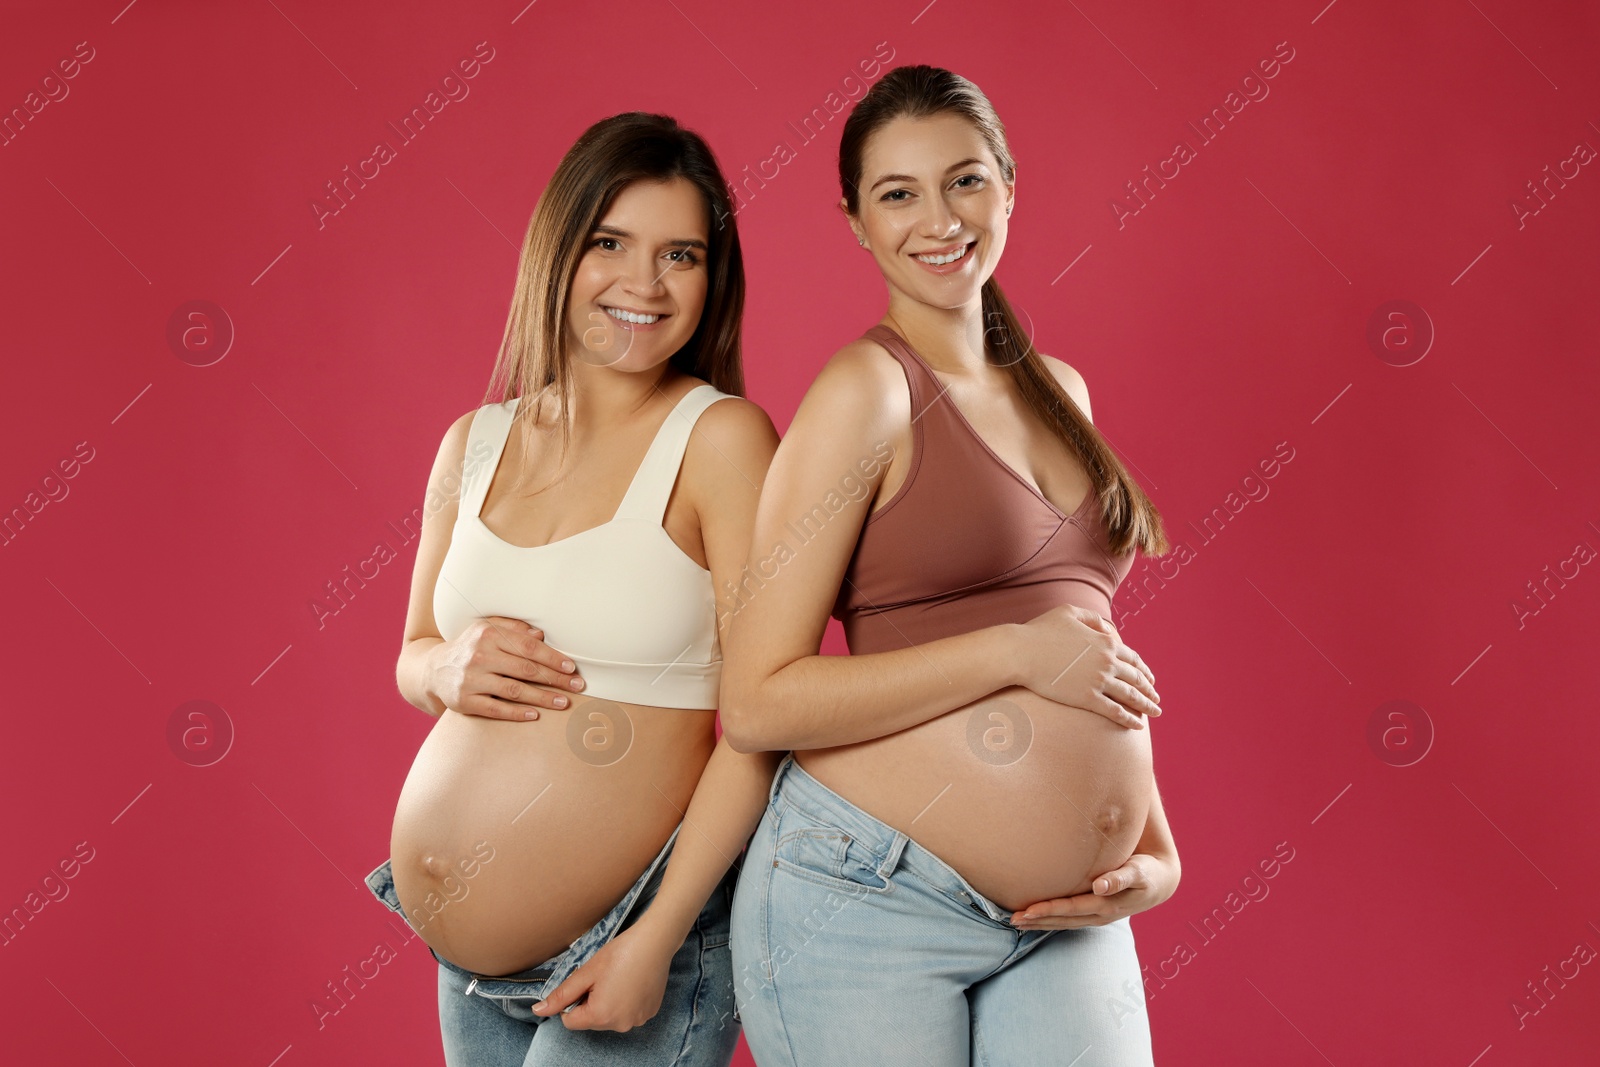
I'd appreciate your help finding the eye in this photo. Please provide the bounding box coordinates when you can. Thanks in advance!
[879,188,911,203]
[953,174,985,189]
[591,237,621,252]
[666,248,702,267]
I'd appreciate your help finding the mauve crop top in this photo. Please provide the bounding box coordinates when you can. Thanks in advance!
[831,323,1138,654]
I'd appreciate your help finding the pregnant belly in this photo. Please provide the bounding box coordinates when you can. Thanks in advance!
[794,685,1153,913]
[389,696,716,976]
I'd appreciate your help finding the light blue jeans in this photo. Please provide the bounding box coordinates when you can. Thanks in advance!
[366,823,742,1066]
[730,754,1156,1066]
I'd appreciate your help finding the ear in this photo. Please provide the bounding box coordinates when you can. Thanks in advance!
[839,198,866,246]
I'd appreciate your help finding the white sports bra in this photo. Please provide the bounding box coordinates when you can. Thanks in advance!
[432,383,735,709]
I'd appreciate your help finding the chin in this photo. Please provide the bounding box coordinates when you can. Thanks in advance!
[918,284,985,309]
[618,342,690,374]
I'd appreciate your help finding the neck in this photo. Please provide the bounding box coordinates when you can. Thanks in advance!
[881,293,989,376]
[545,357,682,431]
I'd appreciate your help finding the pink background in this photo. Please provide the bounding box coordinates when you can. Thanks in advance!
[3,0,1597,1063]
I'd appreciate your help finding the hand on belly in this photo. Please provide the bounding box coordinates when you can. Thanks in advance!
[797,686,1154,913]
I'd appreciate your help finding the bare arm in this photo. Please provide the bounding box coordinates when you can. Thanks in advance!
[622,397,787,949]
[720,342,1156,754]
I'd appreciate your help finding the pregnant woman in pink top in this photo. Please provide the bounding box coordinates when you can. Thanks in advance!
[720,66,1180,1064]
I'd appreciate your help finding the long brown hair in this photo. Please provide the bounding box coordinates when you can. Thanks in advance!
[483,111,745,470]
[838,66,1168,557]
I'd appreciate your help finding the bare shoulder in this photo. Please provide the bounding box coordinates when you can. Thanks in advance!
[1038,352,1093,423]
[432,400,515,505]
[791,335,910,431]
[692,393,779,448]
[431,407,480,480]
[408,407,484,549]
[442,407,478,452]
[689,394,779,476]
[817,335,907,392]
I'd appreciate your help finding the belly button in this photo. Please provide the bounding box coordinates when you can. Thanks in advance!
[1096,806,1124,837]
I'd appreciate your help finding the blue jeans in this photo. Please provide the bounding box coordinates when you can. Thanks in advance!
[365,823,742,1066]
[730,754,1156,1066]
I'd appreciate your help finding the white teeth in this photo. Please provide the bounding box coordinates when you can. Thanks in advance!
[915,243,969,266]
[604,307,660,324]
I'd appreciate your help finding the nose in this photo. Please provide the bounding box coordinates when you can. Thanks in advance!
[920,196,962,242]
[620,250,668,298]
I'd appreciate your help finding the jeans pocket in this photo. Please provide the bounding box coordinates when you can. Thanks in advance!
[364,859,406,917]
[771,807,888,895]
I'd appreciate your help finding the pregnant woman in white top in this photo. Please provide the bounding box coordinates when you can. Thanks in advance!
[364,111,783,1066]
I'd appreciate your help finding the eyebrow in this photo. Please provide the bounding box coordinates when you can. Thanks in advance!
[591,224,709,251]
[868,157,988,193]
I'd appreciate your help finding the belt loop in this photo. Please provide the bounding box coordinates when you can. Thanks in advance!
[878,830,909,881]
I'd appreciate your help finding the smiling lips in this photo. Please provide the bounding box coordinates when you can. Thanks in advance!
[602,305,667,325]
[911,240,975,270]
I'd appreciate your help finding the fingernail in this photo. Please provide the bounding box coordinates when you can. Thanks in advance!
[571,678,584,690]
[524,710,537,720]
[532,1000,546,1011]
[561,661,573,672]
[554,697,568,708]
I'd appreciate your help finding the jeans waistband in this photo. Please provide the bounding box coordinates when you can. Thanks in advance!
[769,753,1016,925]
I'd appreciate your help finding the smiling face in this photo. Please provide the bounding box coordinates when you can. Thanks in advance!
[566,176,710,371]
[845,112,1014,311]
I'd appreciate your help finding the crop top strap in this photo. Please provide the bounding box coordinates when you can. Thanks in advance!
[458,398,518,519]
[863,323,944,422]
[614,384,732,524]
